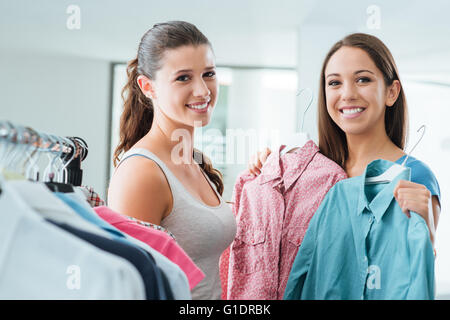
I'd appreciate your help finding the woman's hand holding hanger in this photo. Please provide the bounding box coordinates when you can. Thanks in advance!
[248,147,272,176]
[393,180,440,249]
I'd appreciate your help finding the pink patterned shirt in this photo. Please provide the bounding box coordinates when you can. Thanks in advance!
[222,140,347,299]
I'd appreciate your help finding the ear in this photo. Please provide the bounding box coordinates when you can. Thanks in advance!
[137,75,156,99]
[386,80,401,107]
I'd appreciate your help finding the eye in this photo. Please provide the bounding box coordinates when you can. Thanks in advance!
[357,77,371,83]
[176,75,190,82]
[328,80,341,86]
[203,71,216,78]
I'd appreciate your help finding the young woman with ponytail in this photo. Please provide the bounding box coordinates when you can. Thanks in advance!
[108,21,236,300]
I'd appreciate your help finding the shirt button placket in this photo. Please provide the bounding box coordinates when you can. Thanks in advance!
[361,211,373,301]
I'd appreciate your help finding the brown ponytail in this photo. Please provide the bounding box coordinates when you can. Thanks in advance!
[113,21,224,195]
[113,58,154,167]
[194,148,224,196]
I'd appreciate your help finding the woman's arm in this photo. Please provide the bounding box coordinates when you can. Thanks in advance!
[393,180,440,248]
[108,156,173,225]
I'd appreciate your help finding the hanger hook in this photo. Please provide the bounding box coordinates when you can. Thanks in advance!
[51,134,66,182]
[60,137,77,184]
[296,88,313,132]
[24,127,41,181]
[402,125,426,166]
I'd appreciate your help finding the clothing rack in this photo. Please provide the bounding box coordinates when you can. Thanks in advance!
[0,120,88,186]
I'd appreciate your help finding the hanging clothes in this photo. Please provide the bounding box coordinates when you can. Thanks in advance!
[6,179,190,299]
[76,185,106,207]
[53,190,184,300]
[0,123,188,299]
[284,159,437,300]
[8,180,113,238]
[47,219,173,300]
[0,178,146,299]
[223,140,347,299]
[55,191,126,239]
[94,205,205,290]
[76,185,177,239]
[116,148,237,300]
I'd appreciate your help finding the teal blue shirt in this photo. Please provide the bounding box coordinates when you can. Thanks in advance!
[283,158,437,300]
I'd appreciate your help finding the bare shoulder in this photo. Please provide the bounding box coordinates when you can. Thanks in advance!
[108,156,173,225]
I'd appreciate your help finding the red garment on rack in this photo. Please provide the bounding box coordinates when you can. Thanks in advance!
[94,206,205,290]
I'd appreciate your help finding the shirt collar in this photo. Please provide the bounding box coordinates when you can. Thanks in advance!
[357,159,411,223]
[258,140,319,190]
[282,140,319,191]
[258,145,283,186]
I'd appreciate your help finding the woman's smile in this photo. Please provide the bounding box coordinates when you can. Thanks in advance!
[339,106,367,119]
[185,100,211,113]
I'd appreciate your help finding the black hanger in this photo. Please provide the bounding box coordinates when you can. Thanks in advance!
[45,182,75,193]
[44,173,74,193]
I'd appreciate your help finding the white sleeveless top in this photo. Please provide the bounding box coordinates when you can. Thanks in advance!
[118,148,236,300]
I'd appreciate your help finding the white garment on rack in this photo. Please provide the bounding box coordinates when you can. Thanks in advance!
[0,178,146,300]
[8,180,191,299]
[8,180,111,238]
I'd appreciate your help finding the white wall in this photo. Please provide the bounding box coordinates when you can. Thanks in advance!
[0,50,111,199]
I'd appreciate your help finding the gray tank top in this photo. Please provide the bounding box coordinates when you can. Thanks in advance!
[118,148,236,300]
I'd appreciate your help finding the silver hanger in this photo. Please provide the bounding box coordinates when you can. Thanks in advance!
[401,125,425,166]
[280,88,313,155]
[24,127,42,181]
[59,137,77,184]
[365,125,426,185]
[298,88,313,132]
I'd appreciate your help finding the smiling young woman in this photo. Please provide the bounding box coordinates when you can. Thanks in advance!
[107,21,236,300]
[249,33,440,248]
[318,35,406,175]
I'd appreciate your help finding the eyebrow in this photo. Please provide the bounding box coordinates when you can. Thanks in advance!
[326,69,375,78]
[173,66,216,75]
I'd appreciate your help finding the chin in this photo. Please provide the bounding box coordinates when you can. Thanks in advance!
[191,118,211,127]
[341,126,372,136]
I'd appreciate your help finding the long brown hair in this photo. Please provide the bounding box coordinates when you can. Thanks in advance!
[113,21,224,195]
[318,33,408,168]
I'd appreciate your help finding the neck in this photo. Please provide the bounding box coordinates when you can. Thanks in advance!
[345,129,395,174]
[144,110,196,165]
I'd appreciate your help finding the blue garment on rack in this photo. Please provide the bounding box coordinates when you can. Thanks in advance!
[54,192,172,299]
[54,192,125,239]
[284,159,435,300]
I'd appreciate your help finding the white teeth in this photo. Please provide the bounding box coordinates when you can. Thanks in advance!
[342,108,364,114]
[187,102,208,110]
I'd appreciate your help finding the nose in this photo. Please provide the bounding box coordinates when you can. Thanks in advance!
[193,78,211,98]
[341,82,358,102]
